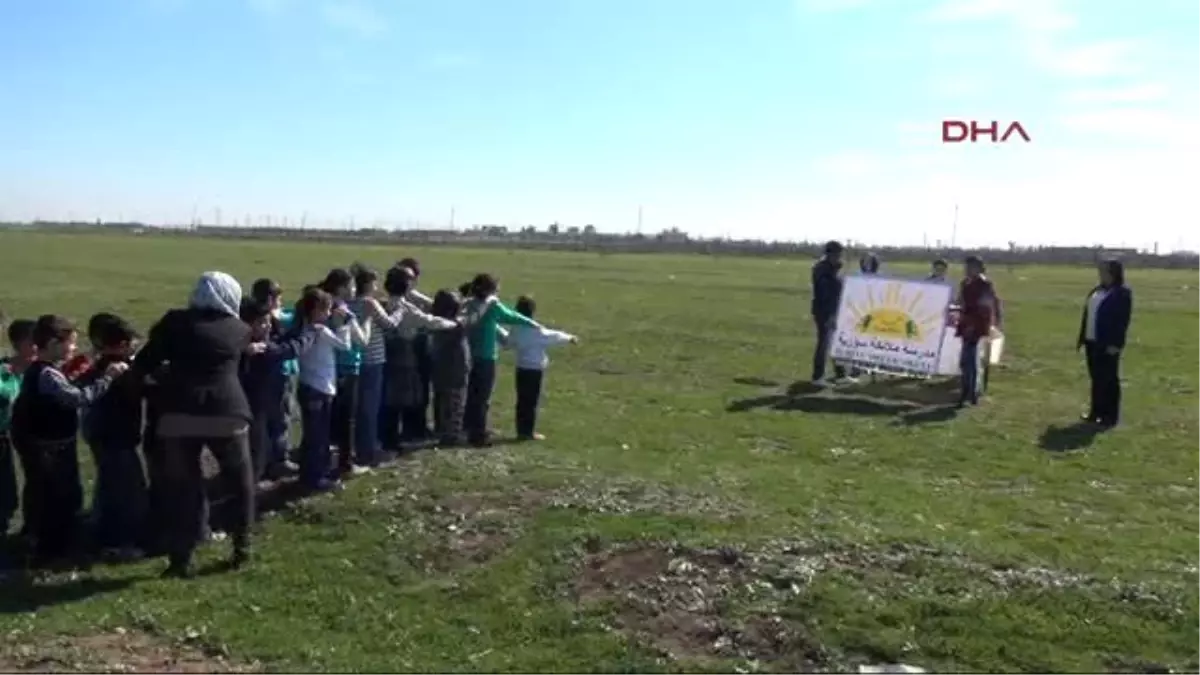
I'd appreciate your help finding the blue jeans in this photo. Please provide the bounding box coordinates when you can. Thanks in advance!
[298,385,335,488]
[89,439,149,548]
[355,363,384,466]
[959,338,981,403]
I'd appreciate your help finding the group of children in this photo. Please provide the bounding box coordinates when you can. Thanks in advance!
[0,258,578,566]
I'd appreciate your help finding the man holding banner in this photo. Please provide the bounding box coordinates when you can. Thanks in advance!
[810,241,850,385]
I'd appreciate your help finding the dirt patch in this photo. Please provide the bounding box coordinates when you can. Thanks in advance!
[379,467,745,574]
[0,630,259,673]
[573,542,836,671]
[570,539,1190,672]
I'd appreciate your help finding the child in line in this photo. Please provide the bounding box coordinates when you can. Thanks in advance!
[505,296,578,441]
[239,297,317,484]
[294,288,361,492]
[1,319,36,539]
[376,266,458,451]
[462,274,541,447]
[429,290,471,447]
[10,315,127,562]
[251,278,300,479]
[348,267,388,468]
[320,269,370,475]
[398,258,434,438]
[79,315,148,559]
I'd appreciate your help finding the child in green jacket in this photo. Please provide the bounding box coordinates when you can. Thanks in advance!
[461,274,540,446]
[1,319,36,538]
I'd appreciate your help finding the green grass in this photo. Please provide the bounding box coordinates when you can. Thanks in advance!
[0,230,1196,673]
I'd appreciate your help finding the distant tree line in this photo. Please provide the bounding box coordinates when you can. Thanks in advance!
[4,219,1197,270]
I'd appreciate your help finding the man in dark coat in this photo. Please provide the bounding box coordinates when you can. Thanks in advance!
[811,240,847,384]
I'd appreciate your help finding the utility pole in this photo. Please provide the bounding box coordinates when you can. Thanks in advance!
[450,206,456,230]
[637,205,643,234]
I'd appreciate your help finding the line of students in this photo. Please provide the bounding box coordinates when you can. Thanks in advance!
[0,260,577,575]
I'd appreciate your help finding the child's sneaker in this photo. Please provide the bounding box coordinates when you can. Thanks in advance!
[102,546,144,563]
[265,460,299,480]
[347,465,372,478]
[309,478,344,493]
[517,433,546,442]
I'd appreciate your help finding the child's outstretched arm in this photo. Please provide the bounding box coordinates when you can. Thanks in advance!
[537,327,578,347]
[399,299,457,331]
[266,325,318,361]
[320,323,354,353]
[335,306,370,346]
[491,300,541,328]
[406,289,434,312]
[39,362,125,408]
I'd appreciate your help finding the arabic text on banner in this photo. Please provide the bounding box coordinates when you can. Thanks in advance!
[830,276,953,375]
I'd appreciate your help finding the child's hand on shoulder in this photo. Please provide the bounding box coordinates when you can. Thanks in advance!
[104,361,129,378]
[245,342,269,355]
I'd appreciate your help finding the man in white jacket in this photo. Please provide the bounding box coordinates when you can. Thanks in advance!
[504,296,577,441]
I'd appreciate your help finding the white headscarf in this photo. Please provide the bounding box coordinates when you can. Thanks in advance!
[188,271,242,317]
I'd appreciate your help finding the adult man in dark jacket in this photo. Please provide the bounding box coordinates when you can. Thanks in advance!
[811,241,847,384]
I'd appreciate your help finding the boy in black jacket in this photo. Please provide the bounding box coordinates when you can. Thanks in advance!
[11,315,126,562]
[79,315,148,559]
[239,298,316,483]
[430,290,471,447]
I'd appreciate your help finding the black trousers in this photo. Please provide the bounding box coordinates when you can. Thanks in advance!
[16,437,83,558]
[413,334,433,436]
[248,413,272,481]
[160,432,254,567]
[1085,342,1122,423]
[811,317,846,382]
[331,373,358,471]
[0,434,17,532]
[463,360,497,443]
[515,368,544,438]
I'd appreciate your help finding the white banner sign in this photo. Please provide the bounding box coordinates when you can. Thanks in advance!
[830,276,953,376]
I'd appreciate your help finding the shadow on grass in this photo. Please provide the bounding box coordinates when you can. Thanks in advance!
[1039,422,1103,453]
[727,379,960,426]
[727,391,917,417]
[732,376,782,387]
[0,573,136,614]
[893,403,961,426]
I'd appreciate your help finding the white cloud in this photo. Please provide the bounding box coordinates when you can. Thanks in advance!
[1058,108,1200,147]
[1028,38,1144,79]
[1061,83,1170,105]
[320,1,388,38]
[924,0,1077,34]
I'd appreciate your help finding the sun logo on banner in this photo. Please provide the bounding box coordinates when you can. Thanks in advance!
[845,282,943,341]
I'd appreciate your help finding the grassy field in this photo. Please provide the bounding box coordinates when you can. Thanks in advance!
[0,230,1196,674]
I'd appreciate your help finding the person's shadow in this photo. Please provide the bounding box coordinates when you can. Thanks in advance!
[0,573,135,614]
[1039,422,1102,452]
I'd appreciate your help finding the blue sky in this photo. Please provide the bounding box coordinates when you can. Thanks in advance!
[1,0,1197,249]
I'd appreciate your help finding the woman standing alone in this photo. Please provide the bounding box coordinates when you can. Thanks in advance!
[1077,259,1132,428]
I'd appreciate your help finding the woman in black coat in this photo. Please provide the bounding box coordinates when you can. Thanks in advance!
[1077,259,1133,428]
[134,271,261,577]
